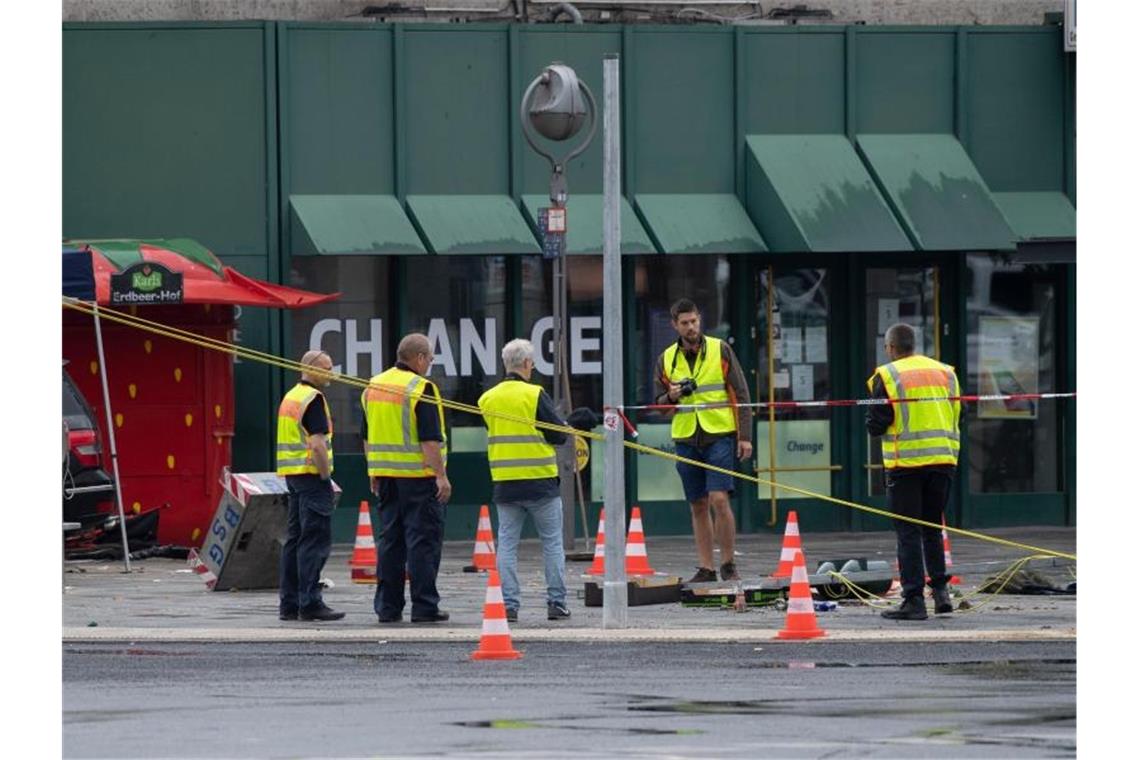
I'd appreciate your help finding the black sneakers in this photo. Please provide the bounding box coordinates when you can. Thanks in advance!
[505,608,519,623]
[880,597,928,621]
[687,567,718,584]
[720,562,740,581]
[411,610,450,623]
[932,586,954,614]
[298,604,345,622]
[547,602,571,620]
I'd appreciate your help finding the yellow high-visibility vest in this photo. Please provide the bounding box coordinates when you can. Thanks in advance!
[478,379,558,482]
[361,367,447,478]
[275,383,334,476]
[867,354,961,469]
[662,336,737,439]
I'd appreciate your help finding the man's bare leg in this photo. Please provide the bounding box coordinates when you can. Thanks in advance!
[707,490,736,567]
[689,496,715,569]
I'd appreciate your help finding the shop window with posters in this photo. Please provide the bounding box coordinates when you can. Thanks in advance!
[756,268,833,502]
[290,257,394,455]
[966,255,1059,493]
[630,255,732,503]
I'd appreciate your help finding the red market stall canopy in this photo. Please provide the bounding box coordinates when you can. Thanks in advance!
[66,237,339,307]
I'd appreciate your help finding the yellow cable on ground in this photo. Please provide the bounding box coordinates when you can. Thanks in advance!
[63,297,1077,562]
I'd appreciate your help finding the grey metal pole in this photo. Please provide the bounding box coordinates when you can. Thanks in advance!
[92,304,132,573]
[553,226,577,552]
[601,54,628,627]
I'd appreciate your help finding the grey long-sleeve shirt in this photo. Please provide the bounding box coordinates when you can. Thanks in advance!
[653,336,753,446]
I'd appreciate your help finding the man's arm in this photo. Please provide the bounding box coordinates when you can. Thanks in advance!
[306,434,332,480]
[653,352,681,405]
[534,389,568,446]
[415,383,451,503]
[720,342,753,460]
[865,373,894,437]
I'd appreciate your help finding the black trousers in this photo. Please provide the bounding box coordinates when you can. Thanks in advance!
[886,467,954,600]
[373,476,446,619]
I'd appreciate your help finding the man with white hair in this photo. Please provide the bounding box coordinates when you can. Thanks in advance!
[478,338,597,623]
[276,350,344,622]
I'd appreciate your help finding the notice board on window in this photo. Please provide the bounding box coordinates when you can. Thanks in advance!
[978,316,1039,419]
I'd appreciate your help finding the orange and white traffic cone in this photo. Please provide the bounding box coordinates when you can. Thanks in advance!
[348,501,378,584]
[465,504,496,572]
[942,517,962,586]
[471,569,523,661]
[624,506,656,577]
[771,510,802,579]
[776,549,826,640]
[586,509,606,575]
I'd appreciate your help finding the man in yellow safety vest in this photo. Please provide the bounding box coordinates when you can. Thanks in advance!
[276,350,344,622]
[654,298,753,584]
[362,333,452,624]
[867,322,962,621]
[478,338,598,623]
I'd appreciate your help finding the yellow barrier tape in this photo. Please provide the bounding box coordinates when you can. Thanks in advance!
[63,297,1076,563]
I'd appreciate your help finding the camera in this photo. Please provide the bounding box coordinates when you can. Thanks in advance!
[678,378,698,398]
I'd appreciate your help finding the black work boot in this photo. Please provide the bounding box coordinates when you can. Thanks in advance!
[932,586,954,614]
[881,596,928,621]
[720,562,740,581]
[686,567,717,584]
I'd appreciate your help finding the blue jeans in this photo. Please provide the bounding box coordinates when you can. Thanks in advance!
[495,496,566,612]
[279,476,334,613]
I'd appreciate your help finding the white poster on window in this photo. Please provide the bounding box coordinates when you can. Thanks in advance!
[783,326,804,364]
[805,325,828,363]
[791,364,814,401]
[877,298,900,333]
[978,316,1039,419]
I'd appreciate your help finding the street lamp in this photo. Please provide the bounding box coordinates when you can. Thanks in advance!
[520,64,597,553]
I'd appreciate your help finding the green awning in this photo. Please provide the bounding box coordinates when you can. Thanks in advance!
[635,194,767,254]
[856,134,1017,251]
[405,195,540,255]
[290,195,426,255]
[992,191,1076,241]
[520,195,655,255]
[745,135,912,252]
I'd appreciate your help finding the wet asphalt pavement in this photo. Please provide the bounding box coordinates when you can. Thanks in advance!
[63,640,1075,758]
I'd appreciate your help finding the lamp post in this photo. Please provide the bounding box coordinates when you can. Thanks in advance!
[520,64,597,553]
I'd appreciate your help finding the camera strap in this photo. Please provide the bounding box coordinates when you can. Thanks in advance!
[669,336,707,379]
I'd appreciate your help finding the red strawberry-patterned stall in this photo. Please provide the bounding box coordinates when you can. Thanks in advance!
[62,238,337,547]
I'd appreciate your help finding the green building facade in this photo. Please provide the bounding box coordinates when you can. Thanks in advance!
[63,21,1076,542]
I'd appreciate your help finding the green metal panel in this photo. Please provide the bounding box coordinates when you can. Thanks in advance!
[635,194,766,254]
[63,27,268,256]
[967,31,1064,193]
[520,195,655,254]
[283,28,395,194]
[631,30,735,192]
[992,192,1076,241]
[406,195,540,255]
[290,195,426,255]
[517,29,622,195]
[855,32,956,134]
[856,134,1017,251]
[403,28,510,194]
[744,134,911,252]
[741,30,846,134]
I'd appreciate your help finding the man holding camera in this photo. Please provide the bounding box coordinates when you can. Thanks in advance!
[654,299,753,583]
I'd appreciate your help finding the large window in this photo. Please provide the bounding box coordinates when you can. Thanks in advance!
[290,256,394,454]
[756,267,834,501]
[965,255,1059,493]
[404,256,508,441]
[863,266,940,496]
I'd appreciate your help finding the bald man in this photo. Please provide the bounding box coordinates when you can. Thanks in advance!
[362,333,452,624]
[276,350,344,622]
